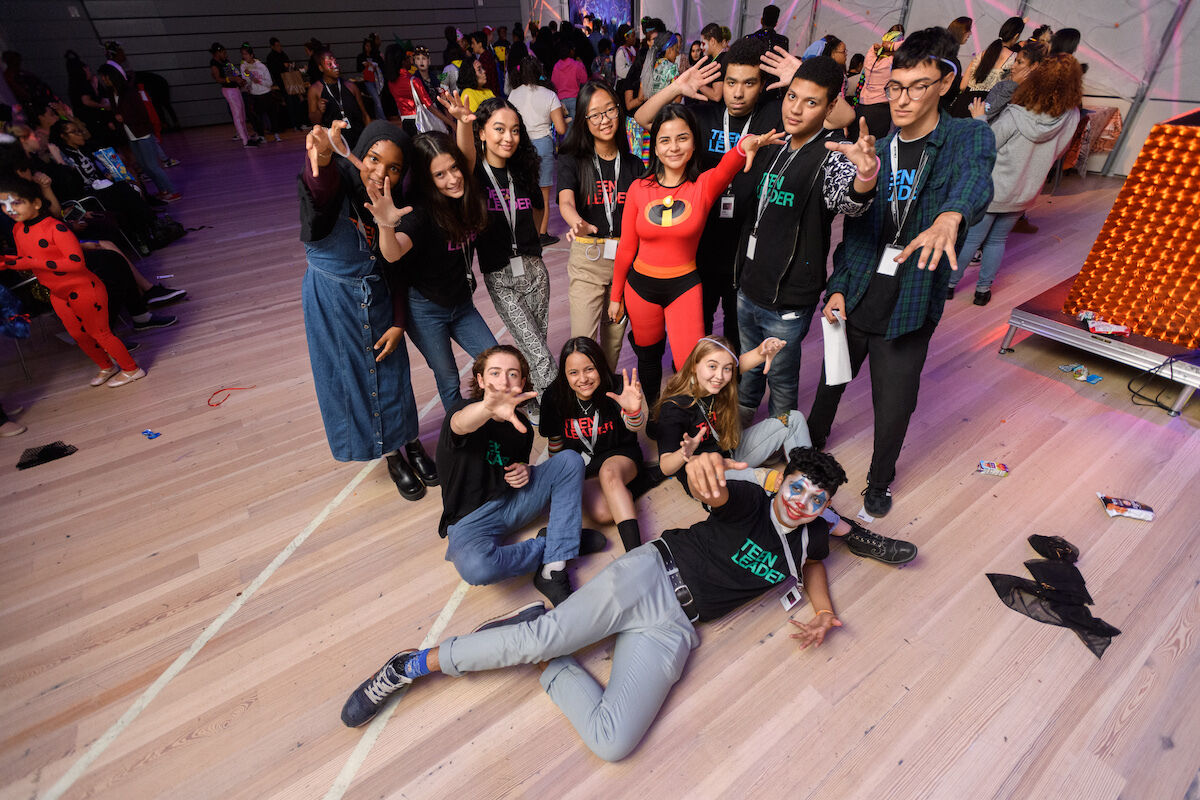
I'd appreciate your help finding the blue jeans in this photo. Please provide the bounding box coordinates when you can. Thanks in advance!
[406,288,497,411]
[361,80,387,121]
[951,211,1023,292]
[128,136,175,194]
[445,451,585,585]
[531,135,556,187]
[736,291,817,417]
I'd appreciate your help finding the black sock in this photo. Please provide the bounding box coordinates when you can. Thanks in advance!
[617,519,642,552]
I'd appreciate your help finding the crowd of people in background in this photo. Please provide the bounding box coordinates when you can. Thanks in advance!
[3,9,1090,760]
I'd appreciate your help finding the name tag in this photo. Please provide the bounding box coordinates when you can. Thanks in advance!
[781,311,799,321]
[877,245,904,276]
[602,238,618,260]
[509,255,525,277]
[719,195,735,219]
[780,579,803,611]
[745,235,757,260]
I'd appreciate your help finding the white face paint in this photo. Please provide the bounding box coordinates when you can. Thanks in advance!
[0,195,18,215]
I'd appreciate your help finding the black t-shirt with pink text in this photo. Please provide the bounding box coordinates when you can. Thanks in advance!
[556,150,644,238]
[396,205,476,307]
[474,162,542,273]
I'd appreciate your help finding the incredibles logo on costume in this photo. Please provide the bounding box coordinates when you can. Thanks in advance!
[645,195,692,228]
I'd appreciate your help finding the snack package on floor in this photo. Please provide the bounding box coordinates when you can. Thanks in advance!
[1087,319,1131,336]
[977,460,1010,477]
[1097,493,1155,521]
[1059,363,1083,373]
[1069,365,1103,384]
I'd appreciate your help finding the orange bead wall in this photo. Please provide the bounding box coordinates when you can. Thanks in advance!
[1063,121,1200,348]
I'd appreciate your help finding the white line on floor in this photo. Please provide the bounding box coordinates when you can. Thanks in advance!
[322,580,470,800]
[42,326,508,799]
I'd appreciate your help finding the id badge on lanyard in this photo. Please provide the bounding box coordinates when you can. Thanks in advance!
[719,110,752,219]
[595,154,621,259]
[747,145,801,261]
[777,524,807,611]
[884,135,929,276]
[572,413,600,466]
[483,162,525,277]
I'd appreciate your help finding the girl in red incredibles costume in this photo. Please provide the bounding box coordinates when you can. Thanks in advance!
[1,176,144,387]
[607,104,783,405]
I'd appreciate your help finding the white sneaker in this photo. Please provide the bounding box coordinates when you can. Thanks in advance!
[106,367,146,387]
[0,420,26,437]
[91,365,120,386]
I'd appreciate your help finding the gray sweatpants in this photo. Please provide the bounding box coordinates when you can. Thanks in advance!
[439,543,699,761]
[725,409,812,482]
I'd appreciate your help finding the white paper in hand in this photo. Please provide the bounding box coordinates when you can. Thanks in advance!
[821,313,853,386]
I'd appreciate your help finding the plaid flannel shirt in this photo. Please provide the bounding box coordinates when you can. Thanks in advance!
[827,112,996,339]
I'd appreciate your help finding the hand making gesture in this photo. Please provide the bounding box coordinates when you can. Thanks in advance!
[825,117,880,189]
[685,451,750,501]
[363,176,413,229]
[437,90,476,125]
[760,45,802,92]
[565,217,598,243]
[789,612,843,650]
[740,129,789,171]
[305,119,358,177]
[481,383,539,434]
[672,55,722,100]
[896,211,964,272]
[605,368,644,417]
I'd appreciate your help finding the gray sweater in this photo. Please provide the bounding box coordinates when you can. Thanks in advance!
[986,104,1079,213]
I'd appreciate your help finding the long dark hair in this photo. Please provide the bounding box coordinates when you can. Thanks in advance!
[410,132,488,244]
[821,35,844,58]
[547,337,615,416]
[974,16,1025,82]
[457,56,488,91]
[561,82,629,195]
[472,97,541,195]
[1050,28,1081,55]
[642,103,702,184]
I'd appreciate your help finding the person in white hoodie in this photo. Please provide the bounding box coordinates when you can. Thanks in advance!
[950,53,1083,305]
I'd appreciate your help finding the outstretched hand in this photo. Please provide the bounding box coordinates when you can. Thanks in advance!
[897,211,963,271]
[363,176,412,228]
[789,614,842,650]
[437,90,477,125]
[761,45,802,92]
[742,129,789,171]
[685,451,749,501]
[679,424,708,462]
[566,217,598,243]
[306,119,359,177]
[481,385,539,433]
[673,56,722,100]
[605,368,644,416]
[825,117,878,177]
[757,337,787,375]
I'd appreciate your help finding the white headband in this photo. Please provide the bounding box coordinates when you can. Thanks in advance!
[698,337,738,362]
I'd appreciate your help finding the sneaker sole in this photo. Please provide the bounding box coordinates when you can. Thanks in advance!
[472,601,546,633]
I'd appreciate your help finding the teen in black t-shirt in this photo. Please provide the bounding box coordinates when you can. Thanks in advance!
[442,92,556,398]
[540,337,648,551]
[369,133,497,413]
[434,346,596,606]
[557,82,646,370]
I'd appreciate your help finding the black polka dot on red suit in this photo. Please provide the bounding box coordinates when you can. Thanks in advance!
[52,270,68,275]
[38,239,49,248]
[94,303,103,311]
[69,291,78,299]
[56,224,68,232]
[46,260,56,268]
[69,254,81,262]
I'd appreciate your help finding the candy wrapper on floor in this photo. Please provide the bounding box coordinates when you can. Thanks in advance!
[1097,494,1155,521]
[977,460,1010,476]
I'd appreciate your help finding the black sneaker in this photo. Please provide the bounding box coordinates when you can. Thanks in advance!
[340,649,416,727]
[973,289,992,306]
[862,483,893,517]
[841,518,917,564]
[533,567,572,606]
[472,601,547,633]
[537,526,607,556]
[144,284,187,306]
[539,232,559,246]
[132,313,177,331]
[946,287,955,300]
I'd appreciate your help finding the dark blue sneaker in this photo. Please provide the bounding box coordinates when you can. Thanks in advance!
[472,601,547,633]
[340,649,416,727]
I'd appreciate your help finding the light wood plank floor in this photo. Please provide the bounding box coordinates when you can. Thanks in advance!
[2,126,1197,800]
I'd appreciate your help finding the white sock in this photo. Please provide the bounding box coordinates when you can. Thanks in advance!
[541,560,565,580]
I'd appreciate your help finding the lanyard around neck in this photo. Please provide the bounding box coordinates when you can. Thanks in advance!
[592,152,621,236]
[752,144,803,235]
[889,134,932,244]
[723,108,752,152]
[324,79,346,116]
[482,161,519,252]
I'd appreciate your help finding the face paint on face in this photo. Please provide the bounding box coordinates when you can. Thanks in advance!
[774,473,829,525]
[0,194,19,215]
[1,193,39,221]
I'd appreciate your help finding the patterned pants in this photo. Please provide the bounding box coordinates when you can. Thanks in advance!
[483,254,556,393]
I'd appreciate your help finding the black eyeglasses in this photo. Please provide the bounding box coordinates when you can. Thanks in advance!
[585,106,619,124]
[883,80,937,101]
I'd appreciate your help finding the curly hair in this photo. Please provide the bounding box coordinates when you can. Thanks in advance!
[1011,54,1083,117]
[654,336,743,452]
[783,447,848,496]
[469,344,530,399]
[725,35,767,68]
[472,97,542,196]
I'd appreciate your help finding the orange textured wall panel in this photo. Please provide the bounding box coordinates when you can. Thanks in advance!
[1063,122,1200,348]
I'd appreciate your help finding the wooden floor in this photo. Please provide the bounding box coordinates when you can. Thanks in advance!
[2,125,1198,800]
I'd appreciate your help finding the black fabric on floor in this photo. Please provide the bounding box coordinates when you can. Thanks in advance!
[986,535,1121,658]
[16,441,78,470]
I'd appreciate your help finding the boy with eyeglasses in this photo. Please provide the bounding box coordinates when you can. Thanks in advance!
[807,27,996,518]
[340,447,913,760]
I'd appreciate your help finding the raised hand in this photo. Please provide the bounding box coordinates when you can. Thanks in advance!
[437,90,476,125]
[897,211,963,271]
[969,98,987,119]
[757,337,787,375]
[684,451,749,500]
[679,424,708,462]
[482,384,539,433]
[789,614,842,650]
[605,368,644,415]
[673,56,722,100]
[305,120,358,177]
[825,117,878,178]
[363,176,412,228]
[742,128,789,171]
[761,45,802,91]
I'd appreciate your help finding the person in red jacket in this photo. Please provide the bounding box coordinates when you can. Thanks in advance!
[607,103,782,404]
[1,177,144,387]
